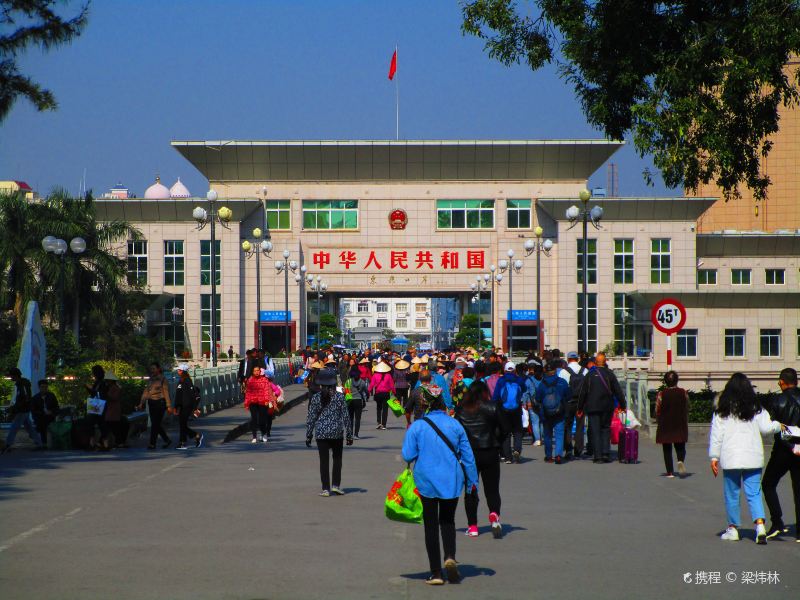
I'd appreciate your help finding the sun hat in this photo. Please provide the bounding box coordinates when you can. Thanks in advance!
[504,362,516,372]
[359,357,370,364]
[316,369,337,386]
[176,363,190,372]
[310,361,324,369]
[374,362,392,373]
[395,360,410,370]
[411,356,422,364]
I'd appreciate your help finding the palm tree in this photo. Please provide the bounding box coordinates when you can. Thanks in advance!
[0,189,140,340]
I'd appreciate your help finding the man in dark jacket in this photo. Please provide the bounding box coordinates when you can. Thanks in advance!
[763,367,800,541]
[577,352,625,463]
[3,368,42,451]
[174,364,203,450]
[31,379,60,447]
[492,362,526,463]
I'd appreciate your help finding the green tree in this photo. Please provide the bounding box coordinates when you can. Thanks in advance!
[461,1,800,200]
[0,1,89,122]
[381,328,396,340]
[454,313,485,348]
[318,313,342,345]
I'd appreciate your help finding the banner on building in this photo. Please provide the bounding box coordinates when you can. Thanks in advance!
[308,247,490,273]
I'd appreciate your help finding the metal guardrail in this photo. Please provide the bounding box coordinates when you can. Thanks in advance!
[614,369,651,429]
[161,357,304,415]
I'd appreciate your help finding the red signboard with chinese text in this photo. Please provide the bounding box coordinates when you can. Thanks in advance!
[308,248,489,273]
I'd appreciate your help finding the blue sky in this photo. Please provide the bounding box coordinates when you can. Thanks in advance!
[1,0,673,198]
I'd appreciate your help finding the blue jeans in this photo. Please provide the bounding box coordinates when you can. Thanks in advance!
[5,412,42,447]
[723,468,765,526]
[543,417,565,459]
[528,408,541,442]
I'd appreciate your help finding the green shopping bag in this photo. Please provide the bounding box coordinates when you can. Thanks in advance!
[385,467,423,524]
[387,393,404,417]
[343,378,354,403]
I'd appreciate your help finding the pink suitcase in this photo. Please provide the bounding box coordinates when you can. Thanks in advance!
[618,427,639,464]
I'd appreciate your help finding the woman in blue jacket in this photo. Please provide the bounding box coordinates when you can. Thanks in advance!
[402,385,478,585]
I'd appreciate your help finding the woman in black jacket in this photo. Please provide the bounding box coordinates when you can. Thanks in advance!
[455,380,504,538]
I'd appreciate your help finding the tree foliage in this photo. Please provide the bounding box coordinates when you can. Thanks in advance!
[0,0,89,122]
[454,313,486,348]
[318,313,342,346]
[461,0,800,200]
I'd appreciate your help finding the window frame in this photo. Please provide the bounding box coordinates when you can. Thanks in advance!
[436,199,495,230]
[759,328,781,358]
[396,319,408,329]
[577,238,598,285]
[577,293,598,354]
[376,303,389,313]
[376,318,388,329]
[505,199,532,230]
[164,240,185,286]
[676,328,698,358]
[265,199,291,231]
[697,269,717,285]
[301,200,359,231]
[415,318,428,328]
[650,239,671,284]
[765,268,785,285]
[200,239,221,286]
[731,268,752,285]
[357,301,369,313]
[126,240,148,286]
[613,239,634,284]
[613,293,635,355]
[724,328,746,358]
[200,293,221,357]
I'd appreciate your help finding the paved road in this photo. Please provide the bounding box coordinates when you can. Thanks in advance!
[1,387,798,600]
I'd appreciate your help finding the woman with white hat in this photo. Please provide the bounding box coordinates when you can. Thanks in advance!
[369,361,396,430]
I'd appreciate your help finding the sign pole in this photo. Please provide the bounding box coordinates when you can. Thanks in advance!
[666,333,672,370]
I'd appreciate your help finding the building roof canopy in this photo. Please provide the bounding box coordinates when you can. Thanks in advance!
[171,139,624,183]
[537,197,717,222]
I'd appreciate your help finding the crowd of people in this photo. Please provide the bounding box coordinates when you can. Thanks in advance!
[296,345,800,583]
[3,343,799,584]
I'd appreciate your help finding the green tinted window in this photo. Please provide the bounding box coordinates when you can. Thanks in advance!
[301,200,358,230]
[436,199,494,229]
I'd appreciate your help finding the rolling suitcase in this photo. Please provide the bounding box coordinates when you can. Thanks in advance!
[618,427,639,464]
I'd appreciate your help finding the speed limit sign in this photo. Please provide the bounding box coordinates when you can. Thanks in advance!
[651,298,687,368]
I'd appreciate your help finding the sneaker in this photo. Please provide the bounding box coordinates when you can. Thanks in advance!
[756,523,767,545]
[262,436,269,444]
[466,525,479,537]
[720,526,739,541]
[195,433,204,448]
[376,424,382,430]
[665,473,676,479]
[765,523,786,540]
[251,437,258,444]
[147,444,156,450]
[544,457,554,463]
[425,574,444,586]
[331,487,345,496]
[489,512,502,539]
[554,456,562,465]
[444,558,461,583]
[534,440,542,447]
[504,458,512,464]
[256,433,263,443]
[176,444,188,450]
[676,460,686,476]
[319,490,330,497]
[512,450,521,463]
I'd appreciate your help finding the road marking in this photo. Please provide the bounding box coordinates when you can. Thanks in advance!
[654,479,698,504]
[0,507,82,553]
[107,460,186,497]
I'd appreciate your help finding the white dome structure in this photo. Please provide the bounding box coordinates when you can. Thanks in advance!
[144,176,170,199]
[170,177,191,198]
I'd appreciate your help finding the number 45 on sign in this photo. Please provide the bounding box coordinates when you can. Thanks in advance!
[651,298,687,369]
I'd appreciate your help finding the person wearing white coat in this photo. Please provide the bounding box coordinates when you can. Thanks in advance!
[709,373,785,544]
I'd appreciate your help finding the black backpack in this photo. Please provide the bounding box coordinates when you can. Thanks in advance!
[568,367,586,402]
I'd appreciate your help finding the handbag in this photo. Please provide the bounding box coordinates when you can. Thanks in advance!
[86,396,106,416]
[384,466,423,524]
[387,393,403,417]
[610,411,624,444]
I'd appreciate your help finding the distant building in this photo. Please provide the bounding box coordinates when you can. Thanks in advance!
[340,297,431,347]
[0,180,36,200]
[102,182,130,199]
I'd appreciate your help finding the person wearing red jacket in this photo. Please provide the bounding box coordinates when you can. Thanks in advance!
[244,366,276,444]
[369,362,396,430]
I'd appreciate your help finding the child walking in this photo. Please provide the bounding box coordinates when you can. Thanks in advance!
[709,373,785,544]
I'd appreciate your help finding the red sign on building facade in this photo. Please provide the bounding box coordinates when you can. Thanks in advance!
[309,248,487,273]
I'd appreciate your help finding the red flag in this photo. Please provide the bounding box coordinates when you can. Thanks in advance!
[388,50,397,80]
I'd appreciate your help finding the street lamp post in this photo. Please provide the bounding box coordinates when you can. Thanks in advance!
[193,190,232,366]
[294,264,307,346]
[42,235,86,367]
[498,250,523,355]
[566,189,604,354]
[275,250,299,354]
[304,274,326,347]
[241,230,273,350]
[524,226,554,354]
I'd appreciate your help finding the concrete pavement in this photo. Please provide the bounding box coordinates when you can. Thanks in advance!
[1,388,798,599]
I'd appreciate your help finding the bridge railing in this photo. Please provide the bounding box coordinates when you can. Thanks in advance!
[162,357,304,414]
[614,369,651,430]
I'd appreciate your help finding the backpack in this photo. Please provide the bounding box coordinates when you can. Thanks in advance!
[500,379,522,411]
[541,380,563,418]
[451,380,467,406]
[568,366,586,402]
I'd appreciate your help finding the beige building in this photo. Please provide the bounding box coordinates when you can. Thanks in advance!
[94,140,799,390]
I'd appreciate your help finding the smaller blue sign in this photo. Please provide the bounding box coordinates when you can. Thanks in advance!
[259,310,292,322]
[507,310,538,321]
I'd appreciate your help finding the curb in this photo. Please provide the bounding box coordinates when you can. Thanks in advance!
[222,391,308,443]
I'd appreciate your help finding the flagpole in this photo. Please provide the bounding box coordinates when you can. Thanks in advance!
[395,45,399,140]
